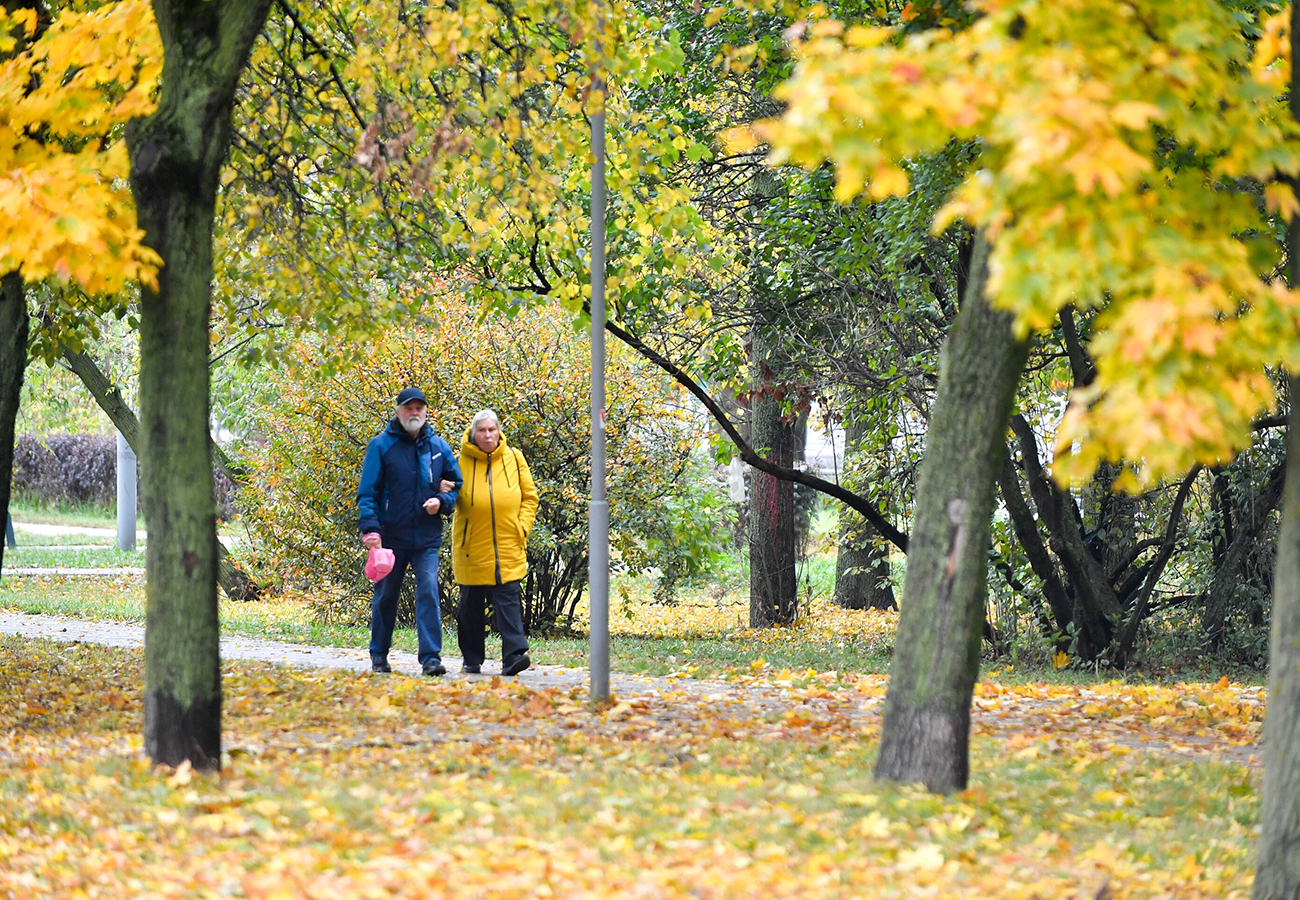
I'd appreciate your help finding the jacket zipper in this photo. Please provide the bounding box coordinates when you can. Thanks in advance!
[487,450,502,584]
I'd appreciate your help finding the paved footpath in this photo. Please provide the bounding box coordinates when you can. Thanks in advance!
[0,611,688,697]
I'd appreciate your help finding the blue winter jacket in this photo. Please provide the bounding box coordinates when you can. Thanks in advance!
[357,419,463,550]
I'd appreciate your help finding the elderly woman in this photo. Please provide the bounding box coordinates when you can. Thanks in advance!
[447,409,538,675]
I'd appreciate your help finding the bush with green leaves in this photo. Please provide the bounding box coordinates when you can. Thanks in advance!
[237,294,703,634]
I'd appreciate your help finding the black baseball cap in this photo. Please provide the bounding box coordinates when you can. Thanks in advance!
[395,387,427,406]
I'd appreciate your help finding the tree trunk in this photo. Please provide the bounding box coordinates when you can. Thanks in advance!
[60,344,260,601]
[748,373,798,627]
[835,419,894,610]
[126,0,270,770]
[835,517,895,610]
[874,235,1028,793]
[996,453,1072,643]
[1010,414,1118,660]
[0,274,26,577]
[1253,19,1300,881]
[1201,460,1285,650]
[1255,379,1300,900]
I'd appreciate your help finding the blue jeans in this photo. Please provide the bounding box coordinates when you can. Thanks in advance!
[369,545,442,667]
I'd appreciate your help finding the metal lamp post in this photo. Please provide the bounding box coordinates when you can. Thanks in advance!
[588,8,610,704]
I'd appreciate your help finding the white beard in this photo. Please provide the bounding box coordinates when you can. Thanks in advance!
[402,416,425,436]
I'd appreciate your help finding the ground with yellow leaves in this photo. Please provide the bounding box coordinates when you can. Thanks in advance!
[0,632,1265,899]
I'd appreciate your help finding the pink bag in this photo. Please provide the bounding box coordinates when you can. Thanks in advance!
[365,547,395,582]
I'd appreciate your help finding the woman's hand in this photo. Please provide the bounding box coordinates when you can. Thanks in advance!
[439,479,456,493]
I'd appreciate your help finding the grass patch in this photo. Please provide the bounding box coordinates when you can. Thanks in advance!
[0,636,1261,899]
[8,530,120,548]
[4,546,146,568]
[9,498,138,529]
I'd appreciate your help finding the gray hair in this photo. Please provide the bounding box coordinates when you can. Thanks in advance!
[469,409,500,434]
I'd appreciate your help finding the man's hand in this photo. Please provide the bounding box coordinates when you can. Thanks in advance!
[423,497,441,515]
[439,479,456,494]
[362,532,382,549]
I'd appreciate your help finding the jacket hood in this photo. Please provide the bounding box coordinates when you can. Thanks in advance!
[460,426,511,461]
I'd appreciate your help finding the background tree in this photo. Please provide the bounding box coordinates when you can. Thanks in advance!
[762,0,1300,790]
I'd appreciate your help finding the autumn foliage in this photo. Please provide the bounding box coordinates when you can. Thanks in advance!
[0,0,160,293]
[237,288,700,633]
[759,0,1300,488]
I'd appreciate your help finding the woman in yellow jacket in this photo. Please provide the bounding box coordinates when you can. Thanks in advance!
[450,409,539,675]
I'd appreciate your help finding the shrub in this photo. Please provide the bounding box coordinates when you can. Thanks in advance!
[13,434,119,507]
[238,293,703,634]
[12,433,240,520]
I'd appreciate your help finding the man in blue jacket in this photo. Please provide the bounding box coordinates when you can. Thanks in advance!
[357,387,463,675]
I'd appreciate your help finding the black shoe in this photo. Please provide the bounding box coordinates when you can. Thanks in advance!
[502,654,531,676]
[371,658,391,673]
[423,662,447,677]
[461,665,481,674]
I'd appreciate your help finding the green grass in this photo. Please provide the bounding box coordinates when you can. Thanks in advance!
[4,546,146,568]
[8,530,120,547]
[9,497,140,529]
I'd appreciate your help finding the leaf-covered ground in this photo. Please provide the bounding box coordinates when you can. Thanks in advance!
[0,635,1264,899]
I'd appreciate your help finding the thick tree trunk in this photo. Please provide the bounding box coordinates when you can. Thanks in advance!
[0,273,26,577]
[874,235,1028,793]
[126,0,270,770]
[61,344,260,601]
[749,377,798,626]
[1254,20,1300,881]
[1255,385,1300,900]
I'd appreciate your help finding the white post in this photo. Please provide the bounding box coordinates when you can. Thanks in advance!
[116,430,136,551]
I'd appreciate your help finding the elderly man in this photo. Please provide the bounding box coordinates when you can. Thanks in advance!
[357,387,462,675]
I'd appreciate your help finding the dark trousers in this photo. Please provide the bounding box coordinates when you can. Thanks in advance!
[369,545,442,667]
[456,580,528,669]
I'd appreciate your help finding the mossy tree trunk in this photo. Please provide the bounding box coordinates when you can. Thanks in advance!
[1254,373,1300,900]
[1253,11,1300,883]
[874,235,1028,793]
[0,274,26,576]
[126,0,270,769]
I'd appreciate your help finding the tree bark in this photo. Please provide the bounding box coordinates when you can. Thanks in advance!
[126,0,271,770]
[1255,374,1300,900]
[60,344,260,601]
[996,453,1072,643]
[0,274,26,577]
[835,419,895,610]
[874,234,1028,793]
[1253,12,1300,882]
[748,354,798,627]
[1200,459,1285,650]
[1009,414,1118,660]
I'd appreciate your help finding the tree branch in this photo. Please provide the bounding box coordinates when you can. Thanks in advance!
[594,308,909,552]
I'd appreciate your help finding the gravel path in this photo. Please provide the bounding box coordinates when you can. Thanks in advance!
[0,610,679,694]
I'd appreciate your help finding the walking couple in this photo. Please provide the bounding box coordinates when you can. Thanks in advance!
[356,387,537,677]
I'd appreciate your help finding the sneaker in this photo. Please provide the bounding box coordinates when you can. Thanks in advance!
[502,654,531,676]
[422,662,447,677]
[461,665,481,674]
[371,658,392,673]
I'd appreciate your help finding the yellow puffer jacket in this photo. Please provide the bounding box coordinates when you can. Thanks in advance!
[451,429,539,585]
